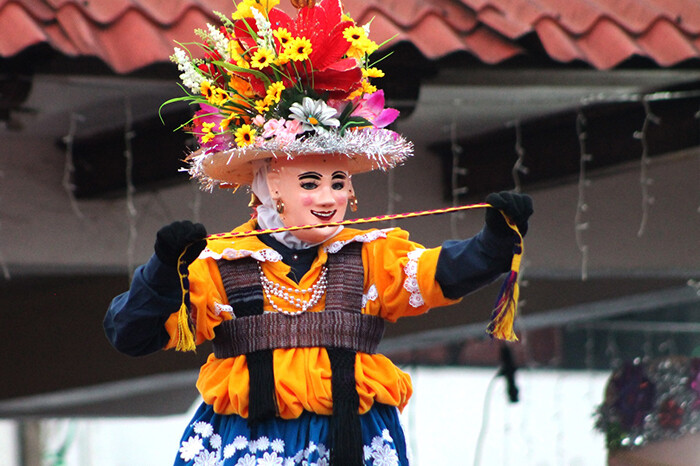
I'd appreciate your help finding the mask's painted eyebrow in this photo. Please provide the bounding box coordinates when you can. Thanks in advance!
[331,171,348,179]
[298,171,322,180]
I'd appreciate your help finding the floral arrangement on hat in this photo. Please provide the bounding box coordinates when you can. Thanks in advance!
[164,0,411,189]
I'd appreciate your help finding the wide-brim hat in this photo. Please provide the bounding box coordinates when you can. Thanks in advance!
[168,0,414,191]
[187,127,413,190]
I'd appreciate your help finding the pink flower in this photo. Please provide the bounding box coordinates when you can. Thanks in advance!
[262,118,285,138]
[350,90,399,128]
[252,115,266,126]
[194,104,228,150]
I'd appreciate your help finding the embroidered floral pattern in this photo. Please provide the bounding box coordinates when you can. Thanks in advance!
[324,229,391,254]
[179,422,400,465]
[362,284,378,308]
[403,249,426,308]
[200,247,283,263]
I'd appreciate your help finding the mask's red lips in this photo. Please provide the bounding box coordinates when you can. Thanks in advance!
[311,210,336,221]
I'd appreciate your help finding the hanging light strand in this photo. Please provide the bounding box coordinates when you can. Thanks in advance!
[449,107,468,239]
[124,97,138,280]
[575,106,591,281]
[0,170,9,279]
[509,119,529,193]
[61,113,86,219]
[633,97,660,237]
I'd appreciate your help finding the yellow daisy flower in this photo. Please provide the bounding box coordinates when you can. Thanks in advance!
[251,48,275,69]
[362,67,385,78]
[201,121,216,143]
[200,80,214,100]
[287,37,312,61]
[347,80,378,100]
[265,81,285,104]
[273,28,293,48]
[210,88,230,106]
[254,99,269,114]
[343,26,366,46]
[346,36,378,59]
[234,124,257,147]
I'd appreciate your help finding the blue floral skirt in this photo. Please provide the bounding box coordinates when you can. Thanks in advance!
[173,402,409,465]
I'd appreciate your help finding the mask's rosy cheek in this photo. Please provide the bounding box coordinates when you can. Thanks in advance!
[301,196,313,207]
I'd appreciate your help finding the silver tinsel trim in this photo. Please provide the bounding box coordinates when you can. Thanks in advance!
[595,356,700,451]
[184,128,414,191]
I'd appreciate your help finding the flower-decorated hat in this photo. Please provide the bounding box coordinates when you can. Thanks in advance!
[165,0,413,191]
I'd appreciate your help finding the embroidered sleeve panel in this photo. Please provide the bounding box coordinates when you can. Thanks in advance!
[403,249,426,308]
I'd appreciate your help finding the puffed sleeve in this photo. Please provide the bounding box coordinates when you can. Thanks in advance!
[362,229,460,322]
[163,256,233,349]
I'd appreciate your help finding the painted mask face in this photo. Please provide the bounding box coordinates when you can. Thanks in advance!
[266,155,353,244]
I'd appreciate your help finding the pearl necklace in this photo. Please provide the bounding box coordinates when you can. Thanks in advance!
[258,265,328,315]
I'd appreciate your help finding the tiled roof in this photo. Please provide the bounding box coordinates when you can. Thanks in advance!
[1,0,699,73]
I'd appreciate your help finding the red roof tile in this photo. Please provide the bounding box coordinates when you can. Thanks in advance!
[1,0,700,72]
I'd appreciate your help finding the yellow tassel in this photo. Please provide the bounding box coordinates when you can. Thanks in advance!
[486,214,523,342]
[176,302,197,352]
[175,248,197,352]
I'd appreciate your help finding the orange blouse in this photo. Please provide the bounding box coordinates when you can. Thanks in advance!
[164,219,459,418]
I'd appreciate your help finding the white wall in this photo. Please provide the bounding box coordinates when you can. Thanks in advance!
[2,368,608,466]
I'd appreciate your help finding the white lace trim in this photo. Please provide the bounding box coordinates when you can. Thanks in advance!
[362,284,379,308]
[324,229,392,254]
[403,248,426,308]
[214,302,233,316]
[199,247,283,263]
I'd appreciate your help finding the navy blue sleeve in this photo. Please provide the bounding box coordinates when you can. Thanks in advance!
[104,254,182,356]
[435,226,518,299]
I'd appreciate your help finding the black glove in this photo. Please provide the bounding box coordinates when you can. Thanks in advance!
[154,220,208,267]
[485,192,533,237]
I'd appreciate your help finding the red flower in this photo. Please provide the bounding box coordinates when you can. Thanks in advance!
[233,0,362,99]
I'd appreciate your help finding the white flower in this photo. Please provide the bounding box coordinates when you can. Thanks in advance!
[314,459,329,466]
[252,8,273,48]
[364,445,373,460]
[271,439,285,453]
[171,47,204,93]
[180,436,204,461]
[371,436,384,450]
[283,459,296,466]
[193,421,214,438]
[223,444,237,459]
[256,436,270,451]
[258,451,284,466]
[289,97,340,132]
[194,449,222,466]
[382,429,393,442]
[235,453,256,466]
[233,435,249,450]
[207,23,229,59]
[249,439,259,453]
[210,434,222,450]
[316,443,328,457]
[371,444,399,466]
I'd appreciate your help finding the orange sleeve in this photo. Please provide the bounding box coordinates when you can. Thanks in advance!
[363,229,461,322]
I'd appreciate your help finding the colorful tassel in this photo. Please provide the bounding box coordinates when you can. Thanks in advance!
[486,214,523,342]
[175,248,197,352]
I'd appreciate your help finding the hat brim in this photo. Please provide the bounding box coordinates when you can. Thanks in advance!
[187,128,413,190]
